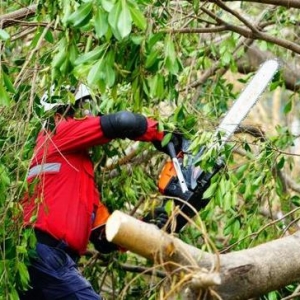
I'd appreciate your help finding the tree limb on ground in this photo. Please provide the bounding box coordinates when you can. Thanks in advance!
[106,210,300,300]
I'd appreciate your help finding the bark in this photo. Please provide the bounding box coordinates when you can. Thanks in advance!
[210,0,300,9]
[106,210,300,300]
[238,45,300,92]
[0,5,37,29]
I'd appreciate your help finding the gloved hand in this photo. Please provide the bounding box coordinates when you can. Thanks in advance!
[153,131,182,156]
[90,226,119,254]
[142,206,169,229]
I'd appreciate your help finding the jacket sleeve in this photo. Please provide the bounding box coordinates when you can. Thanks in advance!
[135,118,164,142]
[47,113,163,153]
[49,116,111,152]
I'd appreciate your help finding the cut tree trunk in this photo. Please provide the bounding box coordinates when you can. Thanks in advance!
[106,210,300,300]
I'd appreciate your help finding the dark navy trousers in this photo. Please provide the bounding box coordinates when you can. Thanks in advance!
[19,243,102,300]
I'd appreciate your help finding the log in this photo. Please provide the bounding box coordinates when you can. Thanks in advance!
[106,210,300,300]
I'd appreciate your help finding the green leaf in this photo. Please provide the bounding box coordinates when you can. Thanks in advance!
[2,72,16,93]
[68,42,78,65]
[30,29,43,48]
[52,39,67,69]
[291,195,300,206]
[104,64,115,87]
[145,49,160,69]
[17,261,30,288]
[118,1,132,39]
[87,60,102,85]
[203,181,218,199]
[9,288,20,300]
[0,164,10,186]
[101,0,114,12]
[74,45,105,65]
[164,200,174,215]
[221,51,231,66]
[16,245,27,254]
[283,99,292,114]
[259,40,268,51]
[155,74,165,99]
[161,133,172,147]
[173,106,185,122]
[94,8,109,38]
[108,0,132,39]
[164,35,179,74]
[44,30,54,43]
[165,35,176,61]
[0,83,11,106]
[108,1,122,40]
[193,0,199,11]
[147,32,164,49]
[277,156,285,169]
[131,35,143,45]
[233,219,240,236]
[0,29,10,41]
[104,51,116,87]
[67,1,93,28]
[128,3,146,30]
[236,164,248,179]
[61,1,73,26]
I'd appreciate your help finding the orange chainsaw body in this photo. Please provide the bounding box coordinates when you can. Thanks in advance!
[158,161,177,194]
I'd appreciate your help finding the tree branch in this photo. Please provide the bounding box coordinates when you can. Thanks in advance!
[106,211,300,300]
[0,4,37,29]
[187,5,271,98]
[165,26,227,34]
[237,45,300,91]
[213,0,260,33]
[209,0,300,9]
[200,5,300,54]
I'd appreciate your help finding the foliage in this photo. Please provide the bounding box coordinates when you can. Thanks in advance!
[1,0,300,299]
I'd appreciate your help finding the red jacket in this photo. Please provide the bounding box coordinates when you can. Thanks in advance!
[22,116,163,255]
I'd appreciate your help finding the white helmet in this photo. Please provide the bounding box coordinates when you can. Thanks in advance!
[40,84,91,112]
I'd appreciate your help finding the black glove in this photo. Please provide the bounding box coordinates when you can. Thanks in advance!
[142,206,169,229]
[90,226,119,254]
[153,132,182,156]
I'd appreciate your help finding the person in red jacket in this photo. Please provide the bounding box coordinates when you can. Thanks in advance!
[19,84,178,300]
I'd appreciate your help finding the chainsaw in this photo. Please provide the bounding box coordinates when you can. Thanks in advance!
[158,59,280,233]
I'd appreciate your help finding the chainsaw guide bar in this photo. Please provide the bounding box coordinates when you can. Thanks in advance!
[215,59,280,149]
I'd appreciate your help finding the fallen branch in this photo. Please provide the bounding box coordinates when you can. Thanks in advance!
[106,210,300,300]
